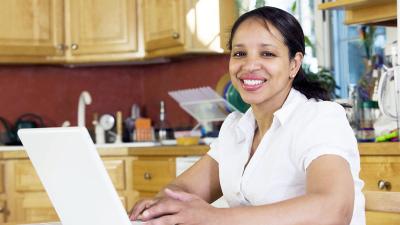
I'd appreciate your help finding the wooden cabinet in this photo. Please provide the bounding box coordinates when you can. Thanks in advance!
[0,0,64,59]
[65,0,143,63]
[0,200,6,223]
[359,143,400,225]
[143,0,237,57]
[318,0,396,26]
[15,193,58,223]
[0,0,142,64]
[133,157,176,193]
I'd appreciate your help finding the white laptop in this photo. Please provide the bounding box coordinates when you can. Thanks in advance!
[18,127,142,225]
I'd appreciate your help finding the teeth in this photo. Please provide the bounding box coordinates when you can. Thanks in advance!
[243,79,264,86]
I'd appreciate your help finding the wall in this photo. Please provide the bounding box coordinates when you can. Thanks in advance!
[0,55,229,132]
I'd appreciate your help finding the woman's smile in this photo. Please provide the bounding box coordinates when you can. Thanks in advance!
[238,74,267,91]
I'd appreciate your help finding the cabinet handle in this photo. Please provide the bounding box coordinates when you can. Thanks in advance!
[377,180,391,190]
[172,32,180,39]
[71,43,79,50]
[144,172,152,180]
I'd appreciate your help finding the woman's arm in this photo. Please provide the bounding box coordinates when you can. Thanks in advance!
[219,154,354,225]
[140,154,355,225]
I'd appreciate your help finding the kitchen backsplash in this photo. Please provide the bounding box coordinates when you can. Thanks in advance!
[0,55,229,130]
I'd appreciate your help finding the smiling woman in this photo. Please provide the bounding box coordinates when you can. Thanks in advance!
[129,6,365,225]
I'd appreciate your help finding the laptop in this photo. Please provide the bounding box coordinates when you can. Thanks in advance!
[18,127,142,225]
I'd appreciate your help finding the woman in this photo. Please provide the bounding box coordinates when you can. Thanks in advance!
[130,6,365,225]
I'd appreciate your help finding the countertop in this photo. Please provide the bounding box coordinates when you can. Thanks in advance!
[0,142,399,159]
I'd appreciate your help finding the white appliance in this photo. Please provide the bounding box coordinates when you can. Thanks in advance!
[176,156,229,208]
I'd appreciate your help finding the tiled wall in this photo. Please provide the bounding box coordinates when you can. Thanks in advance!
[0,55,229,130]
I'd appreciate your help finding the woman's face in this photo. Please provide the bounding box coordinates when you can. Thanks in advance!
[229,18,302,107]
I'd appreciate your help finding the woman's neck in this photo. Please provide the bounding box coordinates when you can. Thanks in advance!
[252,87,292,136]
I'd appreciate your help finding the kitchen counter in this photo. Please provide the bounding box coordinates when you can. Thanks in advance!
[0,142,398,159]
[0,143,210,159]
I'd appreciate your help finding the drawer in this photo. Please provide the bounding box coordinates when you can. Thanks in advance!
[103,159,126,190]
[360,156,400,191]
[15,159,126,192]
[133,158,176,192]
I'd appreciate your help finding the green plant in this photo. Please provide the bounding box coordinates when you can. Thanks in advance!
[303,65,339,98]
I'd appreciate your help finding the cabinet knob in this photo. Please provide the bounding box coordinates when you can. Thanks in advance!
[172,32,180,39]
[71,43,79,50]
[144,172,152,180]
[378,180,391,190]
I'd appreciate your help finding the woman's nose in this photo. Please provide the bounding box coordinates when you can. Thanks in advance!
[243,59,262,72]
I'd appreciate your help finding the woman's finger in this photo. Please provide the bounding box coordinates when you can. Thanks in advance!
[140,198,182,221]
[145,214,181,225]
[129,198,158,221]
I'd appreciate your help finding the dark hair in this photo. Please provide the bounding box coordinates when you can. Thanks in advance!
[228,6,331,101]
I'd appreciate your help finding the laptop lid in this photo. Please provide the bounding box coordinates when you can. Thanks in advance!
[18,127,137,225]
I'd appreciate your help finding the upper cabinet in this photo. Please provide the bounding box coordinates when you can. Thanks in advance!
[0,0,64,61]
[0,0,237,64]
[0,0,142,64]
[143,0,237,58]
[318,0,396,26]
[66,0,143,63]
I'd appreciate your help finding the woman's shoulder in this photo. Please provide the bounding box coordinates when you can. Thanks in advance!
[221,111,243,127]
[300,100,346,117]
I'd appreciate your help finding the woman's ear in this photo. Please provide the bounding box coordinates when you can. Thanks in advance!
[289,52,303,79]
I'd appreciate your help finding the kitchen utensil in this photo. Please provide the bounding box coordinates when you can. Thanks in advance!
[99,114,115,131]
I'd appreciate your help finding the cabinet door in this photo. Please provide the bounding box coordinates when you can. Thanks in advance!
[68,0,138,55]
[15,193,58,223]
[0,0,64,56]
[361,156,400,225]
[143,0,185,51]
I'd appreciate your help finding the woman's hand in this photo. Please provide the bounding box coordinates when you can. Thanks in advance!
[140,188,223,225]
[129,196,161,221]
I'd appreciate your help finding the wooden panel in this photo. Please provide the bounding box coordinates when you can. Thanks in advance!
[14,161,44,192]
[360,156,400,191]
[318,0,395,10]
[15,193,58,223]
[133,157,176,192]
[0,0,64,56]
[366,211,400,225]
[0,201,5,223]
[344,2,396,25]
[143,0,185,51]
[104,159,126,190]
[0,164,3,193]
[68,0,138,55]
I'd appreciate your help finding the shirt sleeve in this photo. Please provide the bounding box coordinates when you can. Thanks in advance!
[292,101,359,172]
[207,138,220,162]
[206,111,243,163]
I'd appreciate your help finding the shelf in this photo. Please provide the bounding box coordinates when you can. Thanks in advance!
[318,0,397,26]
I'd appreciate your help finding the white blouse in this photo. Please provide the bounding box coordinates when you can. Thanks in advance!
[208,88,365,225]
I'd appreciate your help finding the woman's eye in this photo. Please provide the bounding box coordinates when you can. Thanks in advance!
[232,51,246,57]
[261,51,275,57]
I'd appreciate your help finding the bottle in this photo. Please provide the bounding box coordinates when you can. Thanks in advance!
[157,101,167,142]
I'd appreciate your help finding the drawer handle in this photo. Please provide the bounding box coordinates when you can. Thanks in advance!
[378,180,391,191]
[144,172,152,180]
